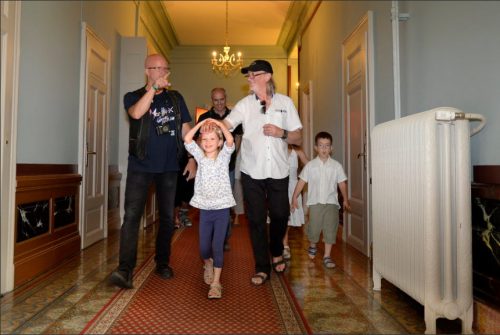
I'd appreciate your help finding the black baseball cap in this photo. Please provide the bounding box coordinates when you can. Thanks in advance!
[241,60,273,74]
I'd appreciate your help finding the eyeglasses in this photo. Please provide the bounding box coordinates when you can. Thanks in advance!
[245,72,266,79]
[147,66,170,74]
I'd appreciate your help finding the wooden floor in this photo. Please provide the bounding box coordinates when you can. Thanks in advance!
[0,210,473,334]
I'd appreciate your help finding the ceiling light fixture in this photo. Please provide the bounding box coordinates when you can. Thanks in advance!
[211,0,242,77]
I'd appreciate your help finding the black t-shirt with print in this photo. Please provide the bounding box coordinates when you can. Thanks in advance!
[124,88,191,173]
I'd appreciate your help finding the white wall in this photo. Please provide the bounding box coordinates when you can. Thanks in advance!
[299,1,393,165]
[169,46,289,116]
[17,1,81,163]
[16,1,136,165]
[299,0,500,167]
[399,1,500,165]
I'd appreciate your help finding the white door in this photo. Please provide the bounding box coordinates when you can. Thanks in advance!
[0,0,20,294]
[342,14,372,256]
[300,80,314,158]
[81,26,110,248]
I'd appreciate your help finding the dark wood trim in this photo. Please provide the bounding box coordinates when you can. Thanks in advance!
[108,164,122,180]
[17,164,78,175]
[17,174,82,191]
[474,165,500,185]
[14,164,82,288]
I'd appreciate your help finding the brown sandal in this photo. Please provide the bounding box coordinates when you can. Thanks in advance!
[208,283,222,299]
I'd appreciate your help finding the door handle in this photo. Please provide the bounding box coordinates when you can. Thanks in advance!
[357,152,366,159]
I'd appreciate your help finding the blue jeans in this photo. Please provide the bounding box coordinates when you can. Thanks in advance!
[241,173,289,276]
[118,170,177,273]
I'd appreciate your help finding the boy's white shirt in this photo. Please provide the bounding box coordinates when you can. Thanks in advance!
[299,156,347,207]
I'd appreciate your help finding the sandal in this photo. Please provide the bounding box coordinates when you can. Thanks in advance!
[208,283,222,299]
[272,258,286,273]
[203,260,214,285]
[251,272,268,286]
[283,246,291,260]
[179,210,192,227]
[323,256,336,269]
[307,246,317,260]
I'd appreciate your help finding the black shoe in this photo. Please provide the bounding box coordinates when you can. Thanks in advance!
[109,270,133,289]
[156,265,174,279]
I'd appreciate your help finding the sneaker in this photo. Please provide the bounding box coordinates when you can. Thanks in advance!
[109,270,133,289]
[156,265,174,279]
[283,246,291,260]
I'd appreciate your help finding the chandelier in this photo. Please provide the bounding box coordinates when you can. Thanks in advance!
[211,0,242,77]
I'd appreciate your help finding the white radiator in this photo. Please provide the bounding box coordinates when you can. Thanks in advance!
[371,107,486,334]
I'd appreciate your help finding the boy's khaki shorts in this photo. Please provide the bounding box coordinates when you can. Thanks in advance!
[307,203,339,244]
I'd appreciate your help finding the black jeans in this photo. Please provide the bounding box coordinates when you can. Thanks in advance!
[241,173,289,276]
[118,170,177,273]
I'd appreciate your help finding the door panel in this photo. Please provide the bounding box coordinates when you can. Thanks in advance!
[82,27,109,248]
[1,0,20,294]
[343,17,369,256]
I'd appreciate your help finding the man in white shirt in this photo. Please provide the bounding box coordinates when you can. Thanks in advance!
[223,60,302,285]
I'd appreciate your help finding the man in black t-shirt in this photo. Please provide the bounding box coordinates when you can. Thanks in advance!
[109,54,196,289]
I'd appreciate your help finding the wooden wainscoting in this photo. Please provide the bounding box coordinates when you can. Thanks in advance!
[107,165,122,233]
[15,164,82,287]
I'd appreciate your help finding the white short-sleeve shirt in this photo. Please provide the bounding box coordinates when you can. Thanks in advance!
[225,93,302,180]
[299,156,347,206]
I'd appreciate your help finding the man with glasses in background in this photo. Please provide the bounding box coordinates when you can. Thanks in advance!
[109,54,196,289]
[222,60,302,285]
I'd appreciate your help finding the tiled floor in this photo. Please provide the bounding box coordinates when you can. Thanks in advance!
[1,211,467,334]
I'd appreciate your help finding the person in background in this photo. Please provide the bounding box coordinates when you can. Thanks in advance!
[291,131,351,269]
[184,118,235,299]
[232,149,245,226]
[197,87,243,250]
[282,144,309,261]
[174,156,194,229]
[223,60,303,285]
[109,54,196,289]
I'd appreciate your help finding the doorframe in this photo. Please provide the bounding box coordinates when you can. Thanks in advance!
[300,80,314,159]
[78,22,110,249]
[341,11,375,257]
[0,0,21,294]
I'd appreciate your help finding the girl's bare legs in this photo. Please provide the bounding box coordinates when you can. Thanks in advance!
[213,267,222,285]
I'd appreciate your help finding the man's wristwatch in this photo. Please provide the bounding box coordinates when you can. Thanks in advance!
[281,129,288,140]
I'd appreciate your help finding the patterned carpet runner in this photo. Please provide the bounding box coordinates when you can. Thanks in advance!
[82,217,310,334]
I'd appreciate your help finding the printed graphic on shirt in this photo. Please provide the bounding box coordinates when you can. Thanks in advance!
[151,106,175,136]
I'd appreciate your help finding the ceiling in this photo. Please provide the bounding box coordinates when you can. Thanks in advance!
[162,1,292,46]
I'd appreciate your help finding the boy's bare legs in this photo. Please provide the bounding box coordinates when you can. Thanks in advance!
[308,242,317,259]
[323,242,336,268]
[282,227,291,260]
[324,242,332,259]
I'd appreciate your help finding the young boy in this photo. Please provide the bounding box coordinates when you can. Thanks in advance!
[290,131,351,269]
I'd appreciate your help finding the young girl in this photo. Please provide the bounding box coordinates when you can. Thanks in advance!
[184,118,235,299]
[283,145,308,260]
